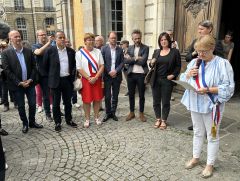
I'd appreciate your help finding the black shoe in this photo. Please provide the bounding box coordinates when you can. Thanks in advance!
[22,126,28,133]
[124,92,129,96]
[66,121,77,127]
[55,124,62,132]
[99,107,104,112]
[29,122,43,129]
[188,125,193,131]
[0,101,4,105]
[46,115,53,122]
[60,112,64,116]
[3,106,9,112]
[112,114,118,121]
[103,114,112,122]
[0,128,8,136]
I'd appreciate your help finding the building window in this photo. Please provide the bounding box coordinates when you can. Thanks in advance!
[14,0,24,11]
[111,0,123,43]
[43,0,54,11]
[45,18,55,36]
[16,18,28,40]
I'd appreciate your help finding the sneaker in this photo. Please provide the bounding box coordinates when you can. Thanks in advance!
[5,163,8,170]
[37,106,43,113]
[171,96,175,101]
[74,103,81,108]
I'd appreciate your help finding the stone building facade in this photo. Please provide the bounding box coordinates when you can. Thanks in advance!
[0,0,57,45]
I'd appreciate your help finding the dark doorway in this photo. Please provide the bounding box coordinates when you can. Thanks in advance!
[219,0,240,90]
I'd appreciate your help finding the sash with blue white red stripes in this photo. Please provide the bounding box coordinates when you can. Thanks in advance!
[195,59,220,138]
[80,48,99,73]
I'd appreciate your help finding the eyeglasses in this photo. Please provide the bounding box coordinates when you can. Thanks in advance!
[196,49,211,55]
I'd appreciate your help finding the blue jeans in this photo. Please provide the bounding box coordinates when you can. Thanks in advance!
[13,86,36,126]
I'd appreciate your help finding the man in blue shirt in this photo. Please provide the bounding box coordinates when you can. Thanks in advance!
[32,29,54,121]
[2,30,43,133]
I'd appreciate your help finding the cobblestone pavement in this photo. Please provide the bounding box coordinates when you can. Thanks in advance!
[1,88,240,181]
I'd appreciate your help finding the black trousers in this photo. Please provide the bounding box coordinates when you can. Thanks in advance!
[127,73,145,113]
[104,78,121,115]
[2,80,15,107]
[51,77,73,125]
[152,78,173,120]
[0,170,5,181]
[0,137,5,181]
[13,86,36,126]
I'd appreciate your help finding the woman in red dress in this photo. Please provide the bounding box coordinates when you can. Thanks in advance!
[76,33,104,128]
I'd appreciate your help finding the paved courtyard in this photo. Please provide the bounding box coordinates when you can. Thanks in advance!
[1,86,240,181]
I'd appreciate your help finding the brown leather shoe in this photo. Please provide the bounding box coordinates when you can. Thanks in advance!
[125,112,135,121]
[139,112,146,122]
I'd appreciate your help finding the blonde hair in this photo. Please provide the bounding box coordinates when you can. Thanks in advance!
[84,33,95,42]
[194,35,216,50]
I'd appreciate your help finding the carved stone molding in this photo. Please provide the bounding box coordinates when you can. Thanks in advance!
[0,4,7,22]
[183,0,209,18]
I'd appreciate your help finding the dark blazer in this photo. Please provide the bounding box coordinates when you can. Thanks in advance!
[2,46,36,91]
[150,48,181,88]
[185,38,224,62]
[124,43,149,75]
[43,46,76,89]
[101,45,124,81]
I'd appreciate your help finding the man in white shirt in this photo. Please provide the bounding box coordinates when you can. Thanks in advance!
[124,29,149,122]
[43,30,77,132]
[101,32,124,122]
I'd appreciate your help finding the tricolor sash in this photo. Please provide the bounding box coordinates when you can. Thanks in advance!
[80,48,99,73]
[195,60,220,138]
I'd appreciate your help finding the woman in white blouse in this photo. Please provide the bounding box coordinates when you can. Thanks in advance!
[180,35,234,178]
[75,33,104,128]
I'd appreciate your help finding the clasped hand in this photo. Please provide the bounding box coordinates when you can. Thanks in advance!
[19,79,32,88]
[88,77,97,84]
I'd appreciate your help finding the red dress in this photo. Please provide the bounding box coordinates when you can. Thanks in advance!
[80,63,103,103]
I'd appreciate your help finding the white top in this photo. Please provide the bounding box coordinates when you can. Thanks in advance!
[180,56,234,113]
[110,46,116,71]
[132,46,144,73]
[76,48,104,76]
[57,47,70,77]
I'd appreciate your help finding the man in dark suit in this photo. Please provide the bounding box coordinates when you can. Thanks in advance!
[43,30,77,132]
[2,30,43,133]
[124,29,149,122]
[101,32,124,122]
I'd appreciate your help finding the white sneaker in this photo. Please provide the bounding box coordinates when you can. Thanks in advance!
[3,147,6,152]
[37,106,43,113]
[74,103,81,108]
[5,163,8,170]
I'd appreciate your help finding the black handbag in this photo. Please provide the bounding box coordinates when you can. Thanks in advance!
[144,67,154,84]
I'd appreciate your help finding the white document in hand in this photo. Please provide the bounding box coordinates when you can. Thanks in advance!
[172,80,196,91]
